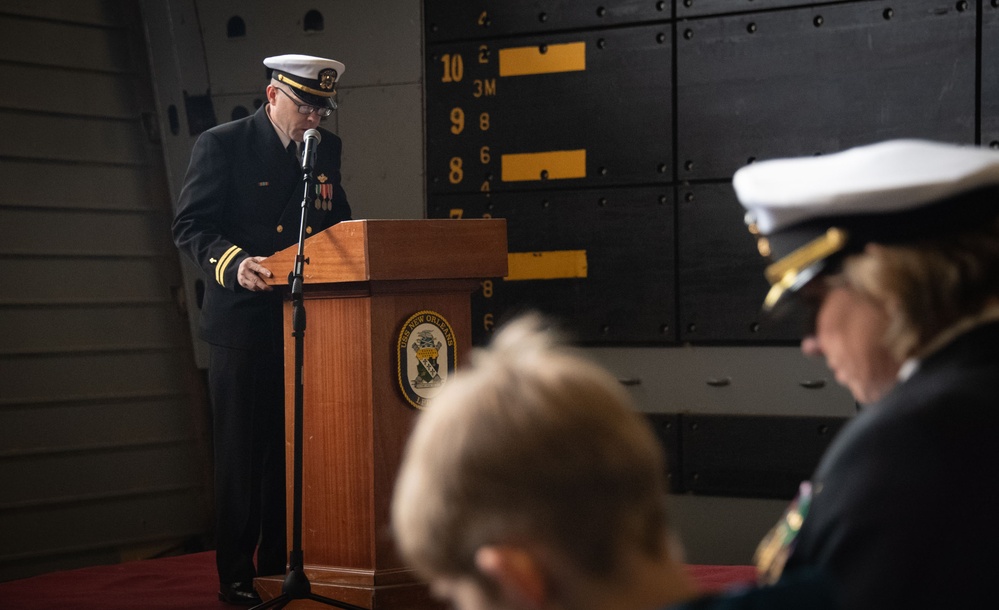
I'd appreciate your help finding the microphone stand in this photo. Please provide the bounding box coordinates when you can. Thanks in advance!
[253,136,366,610]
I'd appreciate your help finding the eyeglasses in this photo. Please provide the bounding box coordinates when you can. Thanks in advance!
[275,87,334,117]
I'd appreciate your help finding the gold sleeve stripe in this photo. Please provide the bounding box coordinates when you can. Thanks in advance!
[215,245,242,287]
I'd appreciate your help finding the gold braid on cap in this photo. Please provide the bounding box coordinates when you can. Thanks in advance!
[762,227,849,310]
[276,73,334,97]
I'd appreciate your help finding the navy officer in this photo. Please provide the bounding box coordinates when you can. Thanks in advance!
[736,139,999,609]
[173,53,352,605]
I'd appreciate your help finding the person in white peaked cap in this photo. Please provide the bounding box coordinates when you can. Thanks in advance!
[172,53,352,605]
[734,139,999,610]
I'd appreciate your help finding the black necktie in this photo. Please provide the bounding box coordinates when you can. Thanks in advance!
[286,141,299,163]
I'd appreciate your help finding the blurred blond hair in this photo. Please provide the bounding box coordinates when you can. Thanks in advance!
[841,215,999,361]
[391,313,674,584]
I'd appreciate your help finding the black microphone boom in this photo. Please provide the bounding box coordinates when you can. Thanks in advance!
[301,128,321,174]
[252,125,365,610]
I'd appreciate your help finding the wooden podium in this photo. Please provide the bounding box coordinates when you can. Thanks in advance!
[255,219,507,609]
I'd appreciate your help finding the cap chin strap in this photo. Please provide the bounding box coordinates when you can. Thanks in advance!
[277,73,337,98]
[762,227,849,310]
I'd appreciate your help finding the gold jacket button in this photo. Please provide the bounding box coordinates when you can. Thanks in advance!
[276,225,283,233]
[306,226,313,234]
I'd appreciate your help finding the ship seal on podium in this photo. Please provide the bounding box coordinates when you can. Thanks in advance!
[396,310,457,409]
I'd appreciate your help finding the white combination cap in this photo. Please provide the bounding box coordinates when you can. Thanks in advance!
[264,54,345,107]
[735,139,999,235]
[731,139,999,310]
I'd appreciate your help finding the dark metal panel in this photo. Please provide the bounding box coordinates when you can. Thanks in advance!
[678,182,806,343]
[677,0,838,19]
[645,412,683,493]
[427,24,673,193]
[429,186,677,345]
[426,0,671,43]
[983,2,999,148]
[677,0,978,181]
[679,413,848,499]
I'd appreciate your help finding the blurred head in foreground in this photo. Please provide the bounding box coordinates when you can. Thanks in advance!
[391,314,695,610]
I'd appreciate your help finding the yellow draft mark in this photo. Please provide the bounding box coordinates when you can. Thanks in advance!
[501,149,586,182]
[498,42,586,77]
[506,250,588,281]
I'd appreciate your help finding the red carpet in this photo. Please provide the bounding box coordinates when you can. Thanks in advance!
[0,551,227,610]
[0,551,755,609]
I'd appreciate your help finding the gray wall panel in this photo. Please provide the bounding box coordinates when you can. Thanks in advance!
[2,305,181,352]
[195,1,364,95]
[2,444,202,506]
[0,398,197,452]
[0,13,135,72]
[324,1,423,87]
[191,0,423,101]
[339,83,427,220]
[1,352,190,406]
[0,65,141,119]
[0,1,212,582]
[0,0,128,26]
[670,495,788,565]
[984,1,999,147]
[0,161,164,212]
[0,112,150,166]
[2,258,172,307]
[0,208,168,256]
[589,346,855,417]
[2,491,207,581]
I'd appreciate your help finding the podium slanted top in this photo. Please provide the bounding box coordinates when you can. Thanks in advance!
[262,218,508,286]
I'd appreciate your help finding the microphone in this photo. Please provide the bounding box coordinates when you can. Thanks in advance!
[301,128,321,174]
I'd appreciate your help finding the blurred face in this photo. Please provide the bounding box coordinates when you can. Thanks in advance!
[800,280,901,404]
[265,84,323,142]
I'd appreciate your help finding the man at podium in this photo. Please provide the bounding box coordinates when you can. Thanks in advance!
[172,53,352,605]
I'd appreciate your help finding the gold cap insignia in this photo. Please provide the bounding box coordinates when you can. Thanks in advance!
[319,68,337,91]
[762,227,848,311]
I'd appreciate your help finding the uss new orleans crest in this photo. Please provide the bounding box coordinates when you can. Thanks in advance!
[397,310,457,409]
